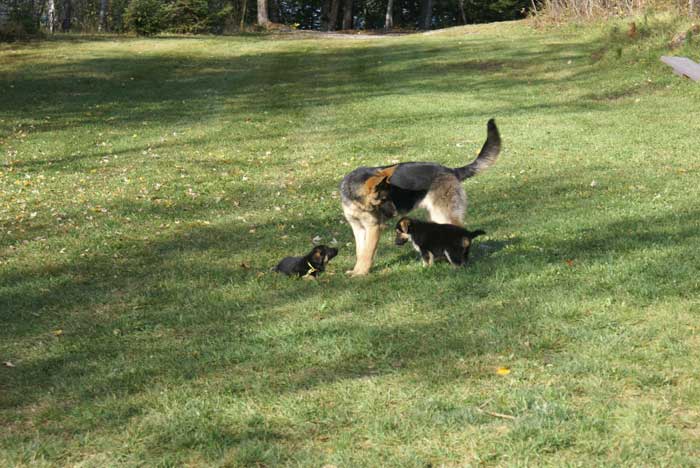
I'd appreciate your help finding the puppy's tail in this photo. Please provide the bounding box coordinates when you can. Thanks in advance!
[453,119,501,181]
[462,229,486,248]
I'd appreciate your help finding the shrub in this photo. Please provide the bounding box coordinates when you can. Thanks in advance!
[124,0,166,36]
[164,0,209,34]
[0,0,41,40]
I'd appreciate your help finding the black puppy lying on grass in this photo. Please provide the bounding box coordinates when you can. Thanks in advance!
[274,245,339,278]
[394,217,485,267]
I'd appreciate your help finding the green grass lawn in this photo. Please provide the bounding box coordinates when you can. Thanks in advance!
[2,18,700,466]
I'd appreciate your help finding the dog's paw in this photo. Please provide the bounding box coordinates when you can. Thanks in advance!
[346,269,369,277]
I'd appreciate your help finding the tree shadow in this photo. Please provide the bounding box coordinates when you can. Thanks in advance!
[2,32,611,156]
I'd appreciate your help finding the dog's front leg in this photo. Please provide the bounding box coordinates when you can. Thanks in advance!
[346,217,366,275]
[350,223,380,276]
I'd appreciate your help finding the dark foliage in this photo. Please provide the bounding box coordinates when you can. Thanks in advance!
[125,0,168,34]
[0,0,528,38]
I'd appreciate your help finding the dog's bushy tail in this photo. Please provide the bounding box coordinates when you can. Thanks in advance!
[453,119,501,181]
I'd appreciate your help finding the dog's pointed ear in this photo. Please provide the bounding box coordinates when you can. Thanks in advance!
[399,217,411,232]
[363,165,398,198]
[311,248,323,262]
[375,176,391,190]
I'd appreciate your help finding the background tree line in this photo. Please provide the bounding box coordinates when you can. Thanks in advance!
[0,0,528,36]
[0,0,696,38]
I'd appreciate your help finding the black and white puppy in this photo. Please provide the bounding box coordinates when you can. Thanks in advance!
[274,245,339,278]
[394,217,485,267]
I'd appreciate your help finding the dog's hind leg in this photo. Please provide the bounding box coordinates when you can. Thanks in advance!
[444,246,465,266]
[421,174,466,226]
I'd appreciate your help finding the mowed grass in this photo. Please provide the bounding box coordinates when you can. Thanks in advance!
[2,19,700,466]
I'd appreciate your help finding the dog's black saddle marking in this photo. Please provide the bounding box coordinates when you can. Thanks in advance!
[388,163,451,191]
[388,184,428,213]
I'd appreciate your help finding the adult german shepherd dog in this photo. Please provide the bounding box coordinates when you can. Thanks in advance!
[340,119,501,276]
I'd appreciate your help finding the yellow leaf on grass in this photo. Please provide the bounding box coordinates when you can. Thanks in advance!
[52,329,63,336]
[496,367,511,375]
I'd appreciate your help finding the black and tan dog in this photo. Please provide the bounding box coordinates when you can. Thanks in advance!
[394,217,485,267]
[274,245,338,278]
[340,119,500,275]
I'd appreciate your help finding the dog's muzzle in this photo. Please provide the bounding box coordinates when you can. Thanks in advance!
[379,201,397,219]
[395,236,408,246]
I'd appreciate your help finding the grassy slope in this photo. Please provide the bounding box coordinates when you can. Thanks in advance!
[1,19,699,466]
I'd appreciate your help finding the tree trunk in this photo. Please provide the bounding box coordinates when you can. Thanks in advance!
[98,0,108,32]
[341,0,352,29]
[48,0,56,33]
[420,0,432,30]
[320,0,330,30]
[269,0,280,23]
[257,0,269,25]
[240,0,247,29]
[329,0,340,30]
[384,0,393,30]
[61,0,72,31]
[457,0,466,24]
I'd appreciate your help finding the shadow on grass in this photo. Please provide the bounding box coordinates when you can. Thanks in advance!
[1,32,616,172]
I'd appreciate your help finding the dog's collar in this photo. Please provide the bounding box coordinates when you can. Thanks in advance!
[303,261,318,278]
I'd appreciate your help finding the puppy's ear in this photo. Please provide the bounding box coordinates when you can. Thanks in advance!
[399,217,411,233]
[311,248,323,263]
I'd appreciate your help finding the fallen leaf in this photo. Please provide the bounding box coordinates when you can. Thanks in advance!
[52,329,63,337]
[566,259,574,267]
[312,235,322,244]
[240,262,251,269]
[3,361,15,368]
[496,367,511,375]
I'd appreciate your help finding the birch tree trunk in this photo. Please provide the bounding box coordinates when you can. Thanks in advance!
[457,0,466,24]
[384,0,393,30]
[240,0,247,29]
[98,0,108,32]
[48,0,56,33]
[257,0,269,26]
